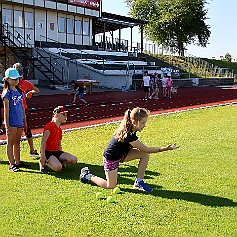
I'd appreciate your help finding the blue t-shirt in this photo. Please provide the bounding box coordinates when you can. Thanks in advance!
[2,89,24,127]
[103,131,138,161]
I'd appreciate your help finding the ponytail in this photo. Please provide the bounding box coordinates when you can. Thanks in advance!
[2,79,10,94]
[114,109,132,142]
[114,108,149,142]
[125,109,132,131]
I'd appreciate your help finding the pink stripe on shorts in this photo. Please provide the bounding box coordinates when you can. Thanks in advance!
[104,155,126,172]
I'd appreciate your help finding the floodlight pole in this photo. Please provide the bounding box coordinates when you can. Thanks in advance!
[119,25,121,51]
[103,22,106,50]
[141,25,144,53]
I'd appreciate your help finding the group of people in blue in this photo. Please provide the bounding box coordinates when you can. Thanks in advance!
[1,66,178,192]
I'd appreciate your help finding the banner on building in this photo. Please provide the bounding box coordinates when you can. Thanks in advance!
[68,0,100,10]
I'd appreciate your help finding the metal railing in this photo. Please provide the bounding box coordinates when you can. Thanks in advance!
[39,35,133,74]
[1,23,64,83]
[95,34,164,54]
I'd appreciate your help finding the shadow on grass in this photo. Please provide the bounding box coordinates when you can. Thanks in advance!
[1,161,236,207]
[0,160,94,178]
[0,160,160,181]
[122,188,237,207]
[47,163,160,181]
[85,163,237,208]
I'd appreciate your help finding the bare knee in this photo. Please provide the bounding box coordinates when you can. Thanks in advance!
[63,155,77,164]
[71,156,77,164]
[106,181,117,189]
[141,151,149,160]
[52,164,62,172]
[106,183,117,189]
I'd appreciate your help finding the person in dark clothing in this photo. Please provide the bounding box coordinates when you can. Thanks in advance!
[80,107,178,192]
[68,80,87,105]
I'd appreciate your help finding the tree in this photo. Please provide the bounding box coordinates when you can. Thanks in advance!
[126,0,211,56]
[224,52,232,62]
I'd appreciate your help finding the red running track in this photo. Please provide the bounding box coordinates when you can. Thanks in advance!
[1,86,237,141]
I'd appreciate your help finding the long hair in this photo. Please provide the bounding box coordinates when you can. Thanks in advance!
[3,79,10,91]
[114,107,149,142]
[3,78,23,95]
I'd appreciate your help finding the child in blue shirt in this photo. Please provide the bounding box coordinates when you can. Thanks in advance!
[2,68,29,172]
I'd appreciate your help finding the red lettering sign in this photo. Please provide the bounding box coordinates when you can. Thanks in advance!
[68,0,100,10]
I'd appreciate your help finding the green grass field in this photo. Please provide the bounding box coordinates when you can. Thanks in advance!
[0,106,236,237]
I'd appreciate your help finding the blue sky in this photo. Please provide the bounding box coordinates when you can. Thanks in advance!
[102,0,237,59]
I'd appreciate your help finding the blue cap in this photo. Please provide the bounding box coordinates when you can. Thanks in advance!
[3,68,20,81]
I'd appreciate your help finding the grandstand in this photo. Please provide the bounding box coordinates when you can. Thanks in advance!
[0,0,235,90]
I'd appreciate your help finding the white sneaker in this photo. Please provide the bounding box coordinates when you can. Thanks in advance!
[80,167,91,183]
[39,161,47,173]
[133,180,153,192]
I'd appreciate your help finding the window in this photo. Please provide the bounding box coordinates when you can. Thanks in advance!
[58,17,66,33]
[14,10,23,28]
[75,19,82,35]
[56,0,67,2]
[67,18,74,34]
[2,8,13,26]
[25,12,34,29]
[83,19,89,36]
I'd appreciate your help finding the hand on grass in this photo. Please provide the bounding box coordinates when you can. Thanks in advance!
[40,155,47,166]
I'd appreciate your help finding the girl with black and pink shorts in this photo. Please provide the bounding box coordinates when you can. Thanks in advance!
[80,107,177,192]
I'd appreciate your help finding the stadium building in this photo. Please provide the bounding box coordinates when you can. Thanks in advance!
[0,0,150,89]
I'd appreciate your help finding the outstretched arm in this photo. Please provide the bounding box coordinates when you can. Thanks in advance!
[68,88,75,95]
[130,139,177,153]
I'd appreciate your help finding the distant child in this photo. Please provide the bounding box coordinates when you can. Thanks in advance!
[142,71,151,100]
[166,76,173,99]
[68,80,87,105]
[149,72,160,99]
[13,62,40,157]
[2,68,29,172]
[162,73,168,97]
[80,107,177,192]
[39,106,77,173]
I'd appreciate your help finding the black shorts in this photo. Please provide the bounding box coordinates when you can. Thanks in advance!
[152,85,159,90]
[158,81,162,88]
[24,108,32,138]
[0,98,3,109]
[144,86,150,92]
[45,150,64,160]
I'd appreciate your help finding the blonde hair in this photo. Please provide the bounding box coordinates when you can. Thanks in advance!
[114,107,149,142]
[13,63,22,72]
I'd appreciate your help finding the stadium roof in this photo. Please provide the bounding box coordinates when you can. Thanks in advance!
[93,12,146,34]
